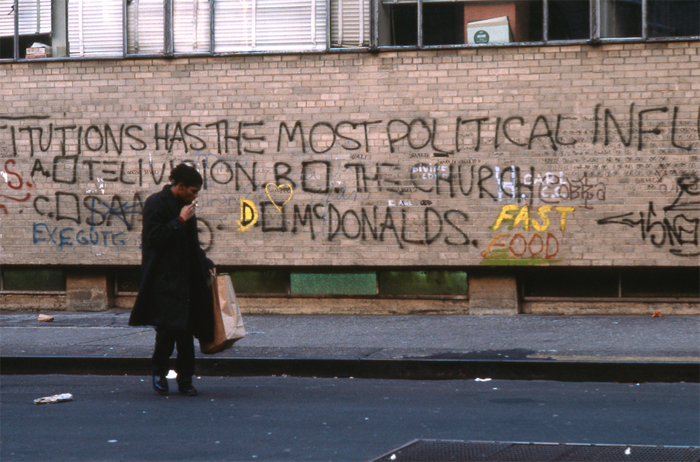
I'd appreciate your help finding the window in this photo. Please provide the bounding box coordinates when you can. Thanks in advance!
[549,0,590,40]
[0,0,55,59]
[380,271,467,295]
[523,268,619,297]
[600,0,641,38]
[648,0,699,38]
[69,0,124,57]
[115,267,141,293]
[331,0,370,47]
[220,269,468,297]
[174,0,211,53]
[229,270,289,294]
[214,0,327,52]
[0,0,696,60]
[127,0,165,54]
[621,268,700,298]
[0,1,16,59]
[380,0,545,47]
[523,268,700,299]
[1,267,66,291]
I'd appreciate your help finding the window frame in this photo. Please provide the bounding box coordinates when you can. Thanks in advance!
[0,0,698,62]
[520,267,700,301]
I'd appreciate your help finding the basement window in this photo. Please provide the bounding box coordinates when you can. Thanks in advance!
[228,270,289,294]
[0,267,66,291]
[523,268,619,298]
[621,268,700,298]
[380,271,467,295]
[222,269,468,297]
[523,267,700,299]
[115,268,141,294]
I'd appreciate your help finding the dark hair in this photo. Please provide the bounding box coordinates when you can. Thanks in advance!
[169,163,203,187]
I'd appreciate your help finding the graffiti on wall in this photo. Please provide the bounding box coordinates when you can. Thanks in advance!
[0,103,698,263]
[0,159,33,215]
[597,173,699,258]
[480,205,575,265]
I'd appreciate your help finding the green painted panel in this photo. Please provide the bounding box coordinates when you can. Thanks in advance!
[291,272,377,295]
[379,271,467,295]
[2,268,66,291]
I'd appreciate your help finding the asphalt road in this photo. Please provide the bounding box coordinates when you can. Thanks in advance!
[2,375,698,461]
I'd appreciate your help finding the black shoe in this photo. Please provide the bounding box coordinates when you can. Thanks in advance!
[178,383,197,396]
[152,374,168,395]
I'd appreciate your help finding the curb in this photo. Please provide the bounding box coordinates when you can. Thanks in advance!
[2,356,698,383]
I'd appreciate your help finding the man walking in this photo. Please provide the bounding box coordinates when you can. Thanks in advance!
[130,163,216,396]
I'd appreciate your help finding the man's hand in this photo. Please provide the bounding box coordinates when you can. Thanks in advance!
[179,203,196,222]
[209,268,217,277]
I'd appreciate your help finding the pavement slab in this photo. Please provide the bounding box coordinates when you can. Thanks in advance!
[2,311,699,382]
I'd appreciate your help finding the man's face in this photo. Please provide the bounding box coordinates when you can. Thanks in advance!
[173,183,201,205]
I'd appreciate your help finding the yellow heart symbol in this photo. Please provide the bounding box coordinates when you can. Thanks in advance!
[265,183,293,212]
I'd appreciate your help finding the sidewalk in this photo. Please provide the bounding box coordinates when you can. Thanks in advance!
[2,311,699,382]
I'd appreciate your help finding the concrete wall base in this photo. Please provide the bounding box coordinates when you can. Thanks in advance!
[0,294,67,311]
[522,301,700,316]
[65,273,110,312]
[116,295,470,315]
[468,275,519,315]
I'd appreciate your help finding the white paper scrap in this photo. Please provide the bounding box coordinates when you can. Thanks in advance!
[34,393,73,405]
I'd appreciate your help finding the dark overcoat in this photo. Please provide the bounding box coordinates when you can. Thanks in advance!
[129,185,215,343]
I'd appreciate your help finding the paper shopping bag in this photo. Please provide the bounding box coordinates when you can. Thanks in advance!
[200,274,246,354]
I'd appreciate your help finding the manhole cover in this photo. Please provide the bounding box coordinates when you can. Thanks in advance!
[370,440,700,462]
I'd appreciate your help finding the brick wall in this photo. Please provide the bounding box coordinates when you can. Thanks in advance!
[1,42,698,275]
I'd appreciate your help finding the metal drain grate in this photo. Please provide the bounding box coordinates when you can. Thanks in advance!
[370,440,700,462]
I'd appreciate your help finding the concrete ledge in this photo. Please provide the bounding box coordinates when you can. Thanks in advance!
[2,356,698,383]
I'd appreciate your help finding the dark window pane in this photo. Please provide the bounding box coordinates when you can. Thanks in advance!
[523,268,619,297]
[229,271,288,294]
[116,268,141,293]
[621,268,700,298]
[0,35,14,59]
[380,271,467,295]
[423,3,464,45]
[600,0,642,38]
[380,3,417,46]
[549,0,590,40]
[648,0,699,37]
[2,268,66,291]
[0,0,15,60]
[291,272,377,295]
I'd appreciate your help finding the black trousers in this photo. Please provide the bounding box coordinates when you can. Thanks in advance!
[152,328,195,383]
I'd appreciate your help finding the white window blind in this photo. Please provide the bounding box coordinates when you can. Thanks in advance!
[214,0,326,52]
[0,0,52,37]
[174,0,211,53]
[0,1,13,37]
[127,0,165,54]
[68,0,123,57]
[331,0,369,47]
